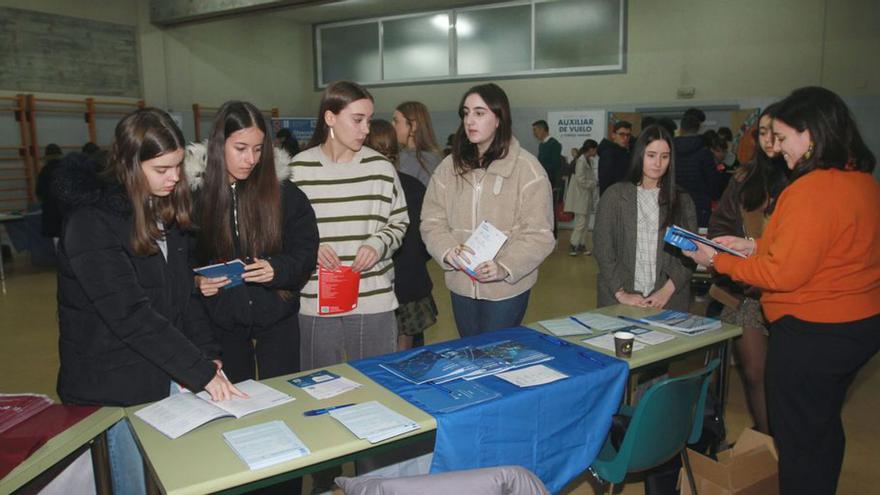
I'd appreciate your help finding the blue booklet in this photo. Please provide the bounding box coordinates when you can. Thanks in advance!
[288,370,340,388]
[193,259,247,288]
[380,349,467,385]
[408,380,501,413]
[478,340,553,369]
[664,225,747,258]
[636,310,722,335]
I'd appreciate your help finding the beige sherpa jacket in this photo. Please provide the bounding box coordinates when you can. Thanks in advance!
[421,137,555,301]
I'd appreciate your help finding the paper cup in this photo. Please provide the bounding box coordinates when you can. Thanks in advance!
[613,331,635,358]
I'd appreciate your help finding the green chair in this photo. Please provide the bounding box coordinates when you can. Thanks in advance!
[589,358,720,494]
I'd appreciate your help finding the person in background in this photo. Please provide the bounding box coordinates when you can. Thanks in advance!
[421,83,554,337]
[707,103,789,434]
[563,139,599,256]
[291,81,408,369]
[597,120,632,196]
[36,143,65,245]
[392,101,443,187]
[81,141,100,157]
[367,119,437,350]
[594,124,697,310]
[189,101,318,387]
[56,108,242,495]
[674,113,716,227]
[532,119,563,238]
[685,87,880,495]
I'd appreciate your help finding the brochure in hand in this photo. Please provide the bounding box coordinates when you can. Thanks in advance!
[193,259,247,288]
[318,266,360,315]
[634,310,722,335]
[462,220,508,278]
[134,380,294,439]
[664,225,747,258]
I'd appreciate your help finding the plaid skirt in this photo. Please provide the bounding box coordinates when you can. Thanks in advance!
[394,295,438,336]
[720,297,768,335]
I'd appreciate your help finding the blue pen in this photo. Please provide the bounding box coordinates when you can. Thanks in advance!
[303,403,356,416]
[578,351,606,368]
[569,316,593,331]
[539,333,570,346]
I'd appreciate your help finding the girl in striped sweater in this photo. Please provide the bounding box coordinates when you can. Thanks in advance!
[290,81,408,369]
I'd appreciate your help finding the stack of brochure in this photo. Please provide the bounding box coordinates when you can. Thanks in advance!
[635,310,722,335]
[379,340,553,384]
[223,420,310,470]
[582,325,676,354]
[539,312,633,337]
[329,401,420,443]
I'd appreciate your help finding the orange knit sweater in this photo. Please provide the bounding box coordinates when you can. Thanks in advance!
[715,168,880,323]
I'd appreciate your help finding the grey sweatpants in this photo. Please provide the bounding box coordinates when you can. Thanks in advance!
[299,311,398,369]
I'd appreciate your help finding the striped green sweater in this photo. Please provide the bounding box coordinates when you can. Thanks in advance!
[289,145,408,316]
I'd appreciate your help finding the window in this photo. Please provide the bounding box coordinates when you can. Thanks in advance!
[314,0,626,87]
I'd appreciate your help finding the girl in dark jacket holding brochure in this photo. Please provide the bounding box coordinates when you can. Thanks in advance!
[421,83,555,337]
[188,101,319,385]
[56,108,242,495]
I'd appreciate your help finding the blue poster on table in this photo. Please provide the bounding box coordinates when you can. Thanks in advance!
[271,117,317,145]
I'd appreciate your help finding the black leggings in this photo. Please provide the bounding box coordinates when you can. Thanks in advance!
[215,314,301,383]
[766,313,880,495]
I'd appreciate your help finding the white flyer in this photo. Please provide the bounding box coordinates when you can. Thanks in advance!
[461,221,508,278]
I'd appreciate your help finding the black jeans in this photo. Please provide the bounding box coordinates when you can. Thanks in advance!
[766,313,880,495]
[216,313,301,382]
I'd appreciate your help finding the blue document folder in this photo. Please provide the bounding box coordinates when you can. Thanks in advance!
[193,259,247,288]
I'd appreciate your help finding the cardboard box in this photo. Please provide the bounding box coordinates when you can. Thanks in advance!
[679,428,779,495]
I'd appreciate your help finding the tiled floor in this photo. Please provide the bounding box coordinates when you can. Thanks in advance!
[1,230,877,494]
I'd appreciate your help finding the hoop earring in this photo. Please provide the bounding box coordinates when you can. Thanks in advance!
[804,141,814,160]
[329,127,336,140]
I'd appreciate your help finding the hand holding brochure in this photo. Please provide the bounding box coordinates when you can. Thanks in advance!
[318,266,360,315]
[664,225,747,258]
[193,259,247,288]
[462,220,508,278]
[134,380,294,439]
[223,421,309,470]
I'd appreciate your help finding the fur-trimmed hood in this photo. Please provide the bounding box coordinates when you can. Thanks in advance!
[184,141,293,190]
[53,152,131,216]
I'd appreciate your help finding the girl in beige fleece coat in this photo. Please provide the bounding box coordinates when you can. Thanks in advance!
[421,83,554,337]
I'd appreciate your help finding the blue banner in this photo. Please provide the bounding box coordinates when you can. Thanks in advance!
[271,117,317,145]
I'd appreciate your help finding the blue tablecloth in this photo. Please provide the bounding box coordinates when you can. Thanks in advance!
[350,327,629,493]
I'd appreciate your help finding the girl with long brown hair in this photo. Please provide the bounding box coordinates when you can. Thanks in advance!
[56,108,241,495]
[189,100,319,383]
[392,101,442,186]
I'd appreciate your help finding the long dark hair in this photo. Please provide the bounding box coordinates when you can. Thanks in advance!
[107,108,191,256]
[396,101,440,175]
[451,83,512,175]
[307,81,374,149]
[625,124,681,229]
[197,100,281,263]
[773,86,876,180]
[739,103,790,213]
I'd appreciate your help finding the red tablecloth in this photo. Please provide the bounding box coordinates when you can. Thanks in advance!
[0,404,99,479]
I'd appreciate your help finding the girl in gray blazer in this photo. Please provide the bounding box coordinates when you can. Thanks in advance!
[593,125,697,311]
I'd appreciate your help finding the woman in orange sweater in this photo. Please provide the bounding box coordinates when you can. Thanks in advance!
[686,87,880,495]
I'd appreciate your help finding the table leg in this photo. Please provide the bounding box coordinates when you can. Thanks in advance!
[91,432,113,495]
